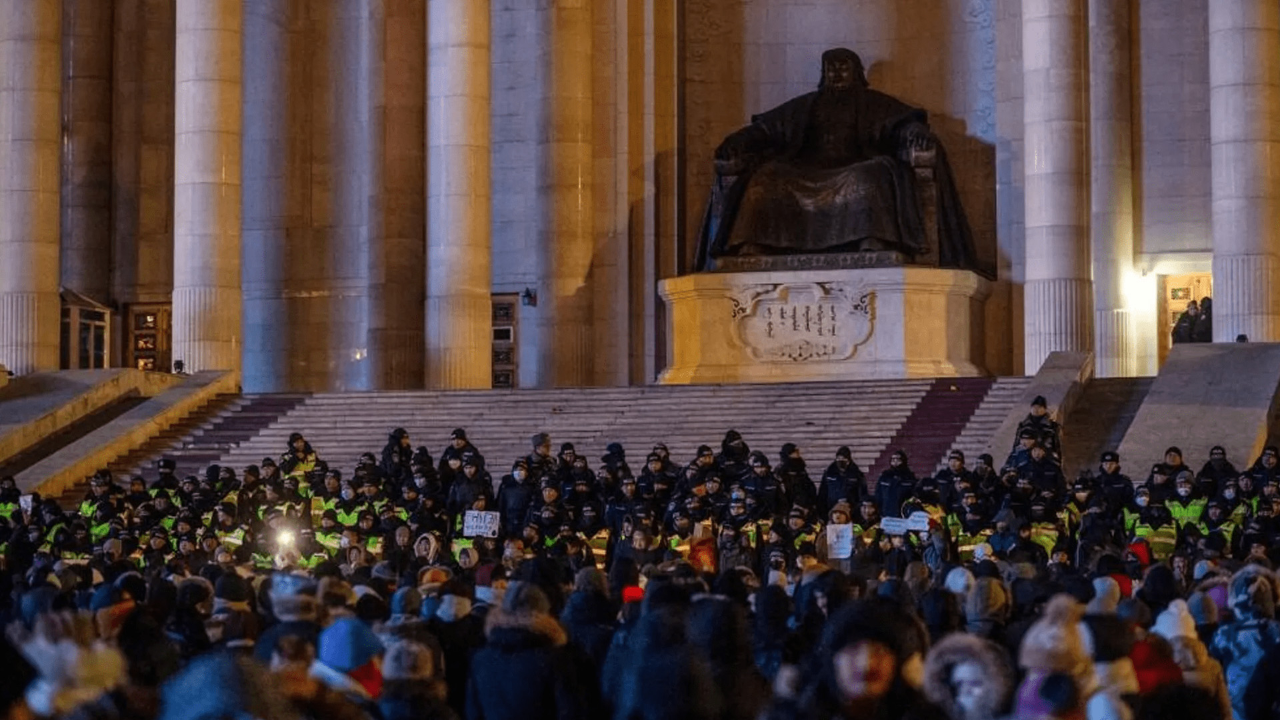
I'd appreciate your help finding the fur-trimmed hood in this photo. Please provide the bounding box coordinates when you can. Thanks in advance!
[1229,564,1280,619]
[484,605,567,649]
[923,634,1014,720]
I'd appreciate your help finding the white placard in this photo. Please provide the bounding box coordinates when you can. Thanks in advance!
[827,523,854,559]
[462,510,501,538]
[880,517,911,535]
[906,511,932,532]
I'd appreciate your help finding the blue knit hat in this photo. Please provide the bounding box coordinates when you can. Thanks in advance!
[318,617,384,672]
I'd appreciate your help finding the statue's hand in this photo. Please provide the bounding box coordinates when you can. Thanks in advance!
[714,137,752,176]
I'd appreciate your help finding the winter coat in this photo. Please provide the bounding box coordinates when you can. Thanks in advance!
[1169,636,1232,720]
[559,589,616,668]
[819,461,866,515]
[875,466,917,518]
[964,577,1011,641]
[428,614,486,717]
[1087,660,1138,720]
[465,607,597,720]
[1210,566,1280,720]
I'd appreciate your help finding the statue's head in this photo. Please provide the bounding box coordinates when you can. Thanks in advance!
[819,48,868,91]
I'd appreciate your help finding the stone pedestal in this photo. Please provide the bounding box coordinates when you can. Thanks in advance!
[659,268,990,384]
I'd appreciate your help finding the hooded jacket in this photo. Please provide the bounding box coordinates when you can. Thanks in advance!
[465,585,598,720]
[1209,564,1280,720]
[923,634,1014,720]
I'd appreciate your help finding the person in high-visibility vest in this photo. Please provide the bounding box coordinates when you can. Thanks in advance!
[1131,504,1178,561]
[1166,472,1207,531]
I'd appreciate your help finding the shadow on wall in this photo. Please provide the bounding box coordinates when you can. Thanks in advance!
[680,0,745,273]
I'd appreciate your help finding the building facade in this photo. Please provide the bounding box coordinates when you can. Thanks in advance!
[1,0,1273,391]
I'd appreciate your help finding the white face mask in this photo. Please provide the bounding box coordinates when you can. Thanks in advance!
[514,470,527,482]
[1136,497,1149,507]
[1225,490,1237,500]
[1177,488,1191,498]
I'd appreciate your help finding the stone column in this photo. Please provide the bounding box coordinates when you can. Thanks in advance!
[426,0,492,389]
[61,0,114,303]
[112,0,175,308]
[370,0,426,389]
[172,0,241,372]
[1210,0,1280,342]
[1022,0,1092,373]
[1089,0,1135,377]
[0,1,62,374]
[532,0,594,387]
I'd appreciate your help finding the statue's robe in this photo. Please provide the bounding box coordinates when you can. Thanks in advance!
[694,89,977,273]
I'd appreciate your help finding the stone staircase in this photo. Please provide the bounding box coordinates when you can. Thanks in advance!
[212,380,939,477]
[863,377,1033,479]
[933,376,1034,473]
[105,394,308,480]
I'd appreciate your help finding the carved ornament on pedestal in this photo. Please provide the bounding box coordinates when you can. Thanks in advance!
[728,282,876,363]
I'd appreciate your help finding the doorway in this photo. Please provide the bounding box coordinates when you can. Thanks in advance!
[492,294,519,388]
[1157,273,1212,366]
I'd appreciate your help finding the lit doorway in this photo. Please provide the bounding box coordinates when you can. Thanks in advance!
[1157,273,1212,366]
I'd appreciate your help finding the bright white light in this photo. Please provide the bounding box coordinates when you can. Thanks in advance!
[277,530,295,547]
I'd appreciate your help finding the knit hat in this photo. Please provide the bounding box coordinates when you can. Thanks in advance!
[1018,595,1090,678]
[382,640,434,681]
[574,567,607,596]
[318,617,384,673]
[1186,591,1219,626]
[972,543,994,563]
[269,574,318,623]
[1193,560,1218,582]
[1087,576,1121,615]
[1151,599,1198,642]
[1116,598,1152,629]
[389,587,422,619]
[502,581,550,616]
[214,575,251,604]
[944,567,974,598]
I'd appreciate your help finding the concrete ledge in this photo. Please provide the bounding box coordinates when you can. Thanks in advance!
[1117,344,1280,471]
[981,351,1094,464]
[0,370,185,467]
[17,371,238,497]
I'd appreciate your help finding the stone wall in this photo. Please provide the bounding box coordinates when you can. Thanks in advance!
[1137,0,1212,260]
[490,0,545,296]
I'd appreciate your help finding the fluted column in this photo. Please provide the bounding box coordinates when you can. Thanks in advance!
[532,0,594,387]
[173,0,241,372]
[370,0,426,389]
[61,0,114,303]
[0,1,62,374]
[1210,0,1280,342]
[426,0,492,389]
[1022,0,1092,373]
[1089,0,1135,377]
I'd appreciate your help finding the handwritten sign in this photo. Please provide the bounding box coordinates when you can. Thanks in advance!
[462,510,500,538]
[906,512,933,532]
[880,517,911,535]
[19,495,33,516]
[827,523,854,559]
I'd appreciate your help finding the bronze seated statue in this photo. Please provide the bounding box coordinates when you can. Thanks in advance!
[694,48,977,273]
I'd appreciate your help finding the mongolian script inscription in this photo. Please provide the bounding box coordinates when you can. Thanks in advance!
[728,282,875,362]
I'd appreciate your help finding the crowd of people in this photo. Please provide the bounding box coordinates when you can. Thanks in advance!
[1,395,1280,720]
